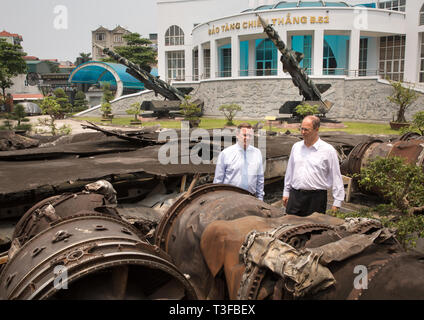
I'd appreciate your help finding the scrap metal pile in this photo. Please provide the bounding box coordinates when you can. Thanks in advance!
[2,179,424,300]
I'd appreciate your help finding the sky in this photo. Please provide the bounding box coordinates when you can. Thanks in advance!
[0,0,157,62]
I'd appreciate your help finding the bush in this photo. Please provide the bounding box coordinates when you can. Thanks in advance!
[38,96,72,135]
[295,103,319,118]
[73,90,88,112]
[401,110,424,136]
[219,104,242,126]
[101,83,114,118]
[13,103,26,125]
[14,123,32,132]
[387,81,419,123]
[126,102,142,121]
[180,95,201,122]
[357,156,424,215]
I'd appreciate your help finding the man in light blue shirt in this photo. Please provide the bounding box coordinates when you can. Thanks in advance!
[213,123,265,200]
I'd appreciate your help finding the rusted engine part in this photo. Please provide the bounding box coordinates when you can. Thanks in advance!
[11,180,119,249]
[237,219,395,299]
[0,214,197,300]
[154,184,284,299]
[0,131,40,151]
[399,132,424,141]
[341,139,424,176]
[200,213,422,300]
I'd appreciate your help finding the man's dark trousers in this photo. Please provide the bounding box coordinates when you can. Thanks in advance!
[286,189,327,216]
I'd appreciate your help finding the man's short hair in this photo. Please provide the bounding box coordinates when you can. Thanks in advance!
[237,123,252,129]
[237,123,253,135]
[304,115,320,129]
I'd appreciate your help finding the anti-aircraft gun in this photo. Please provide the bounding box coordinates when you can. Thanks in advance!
[258,15,333,120]
[93,43,203,119]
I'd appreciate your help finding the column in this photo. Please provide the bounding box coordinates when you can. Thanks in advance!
[248,39,256,76]
[349,29,361,77]
[313,29,324,77]
[231,35,240,78]
[277,30,287,77]
[210,39,217,79]
[198,44,204,80]
[185,47,193,82]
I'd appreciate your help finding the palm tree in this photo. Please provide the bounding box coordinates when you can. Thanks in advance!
[75,53,91,66]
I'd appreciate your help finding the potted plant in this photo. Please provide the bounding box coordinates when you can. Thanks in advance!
[387,80,419,130]
[180,95,202,128]
[219,103,242,126]
[126,102,142,125]
[100,83,114,122]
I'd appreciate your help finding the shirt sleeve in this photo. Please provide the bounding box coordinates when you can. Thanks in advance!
[329,148,345,207]
[256,150,265,201]
[283,144,295,197]
[213,151,225,184]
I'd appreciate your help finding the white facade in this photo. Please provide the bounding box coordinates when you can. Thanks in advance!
[157,0,424,84]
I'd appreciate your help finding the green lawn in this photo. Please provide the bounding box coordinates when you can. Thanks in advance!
[75,117,402,135]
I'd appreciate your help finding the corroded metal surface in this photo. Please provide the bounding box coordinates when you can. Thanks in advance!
[341,136,424,176]
[0,213,197,300]
[154,183,284,299]
[13,192,119,247]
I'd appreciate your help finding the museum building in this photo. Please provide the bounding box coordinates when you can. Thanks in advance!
[157,0,424,84]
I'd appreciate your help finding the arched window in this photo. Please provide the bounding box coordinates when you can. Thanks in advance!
[165,25,184,46]
[255,39,277,76]
[420,4,424,26]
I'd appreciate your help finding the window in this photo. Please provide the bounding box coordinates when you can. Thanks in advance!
[378,0,406,12]
[193,49,199,81]
[420,4,424,26]
[221,48,232,77]
[203,49,210,79]
[323,40,337,75]
[256,39,277,76]
[114,34,122,43]
[166,51,185,81]
[165,25,184,46]
[291,35,312,75]
[96,33,105,41]
[420,33,424,82]
[359,38,368,76]
[379,35,405,81]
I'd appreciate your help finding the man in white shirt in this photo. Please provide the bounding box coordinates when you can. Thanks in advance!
[213,123,264,200]
[282,115,344,216]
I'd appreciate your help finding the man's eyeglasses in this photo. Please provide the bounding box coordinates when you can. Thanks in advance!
[299,127,312,132]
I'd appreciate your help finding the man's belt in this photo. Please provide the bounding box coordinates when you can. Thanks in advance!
[292,188,326,194]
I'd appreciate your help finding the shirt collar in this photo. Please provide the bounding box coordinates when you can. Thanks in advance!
[236,143,252,152]
[303,138,322,151]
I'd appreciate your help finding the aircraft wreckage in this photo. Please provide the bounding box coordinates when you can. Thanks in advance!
[1,122,424,300]
[1,20,424,300]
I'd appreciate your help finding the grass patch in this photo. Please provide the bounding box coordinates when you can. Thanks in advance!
[75,117,401,135]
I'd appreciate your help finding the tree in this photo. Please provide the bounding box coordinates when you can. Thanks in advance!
[102,33,157,72]
[387,81,419,123]
[38,96,71,135]
[126,102,142,123]
[0,38,27,98]
[53,88,72,116]
[180,95,201,127]
[295,103,319,119]
[13,104,26,126]
[358,157,424,215]
[219,104,242,126]
[73,90,89,112]
[409,111,424,136]
[100,83,114,118]
[75,52,91,66]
